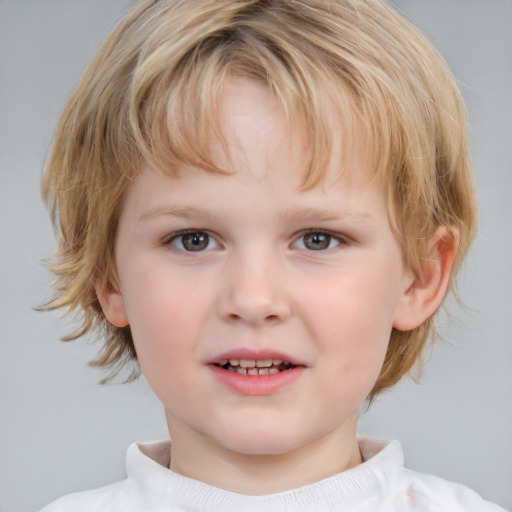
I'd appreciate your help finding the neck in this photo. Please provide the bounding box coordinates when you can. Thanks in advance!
[166,411,362,495]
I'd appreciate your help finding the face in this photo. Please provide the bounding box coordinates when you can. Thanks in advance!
[102,78,414,462]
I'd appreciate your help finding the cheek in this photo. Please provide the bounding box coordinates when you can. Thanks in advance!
[119,266,209,372]
[305,270,397,340]
[303,266,398,378]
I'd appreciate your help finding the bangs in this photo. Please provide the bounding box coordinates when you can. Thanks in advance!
[124,7,392,191]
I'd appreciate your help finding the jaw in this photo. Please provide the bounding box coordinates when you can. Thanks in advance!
[165,405,363,495]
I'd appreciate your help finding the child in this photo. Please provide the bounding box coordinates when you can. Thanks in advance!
[39,0,506,510]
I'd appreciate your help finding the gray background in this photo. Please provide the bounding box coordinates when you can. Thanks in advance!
[0,1,511,511]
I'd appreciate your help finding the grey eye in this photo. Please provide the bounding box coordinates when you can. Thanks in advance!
[180,232,211,251]
[302,232,331,250]
[167,230,220,252]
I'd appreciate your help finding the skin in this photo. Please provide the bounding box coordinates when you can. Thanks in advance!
[97,78,455,494]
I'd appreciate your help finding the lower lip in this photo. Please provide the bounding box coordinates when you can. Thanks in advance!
[208,365,305,395]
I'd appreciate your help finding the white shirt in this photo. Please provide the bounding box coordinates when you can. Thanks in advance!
[39,438,507,511]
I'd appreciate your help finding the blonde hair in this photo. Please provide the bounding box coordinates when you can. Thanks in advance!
[42,0,478,398]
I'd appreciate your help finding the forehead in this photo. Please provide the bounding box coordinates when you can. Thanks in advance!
[122,78,383,225]
[166,76,374,191]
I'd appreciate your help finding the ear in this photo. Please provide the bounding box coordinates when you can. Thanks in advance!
[94,276,129,328]
[393,226,460,331]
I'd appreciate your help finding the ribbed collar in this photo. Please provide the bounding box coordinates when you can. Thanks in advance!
[126,437,404,512]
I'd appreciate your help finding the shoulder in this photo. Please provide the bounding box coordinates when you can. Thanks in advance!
[37,440,172,512]
[392,467,507,512]
[37,479,140,512]
[358,438,507,512]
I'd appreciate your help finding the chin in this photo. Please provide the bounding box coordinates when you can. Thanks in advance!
[224,439,303,457]
[215,424,314,457]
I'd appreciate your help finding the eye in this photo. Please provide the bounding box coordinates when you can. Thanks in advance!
[167,231,219,252]
[294,231,342,251]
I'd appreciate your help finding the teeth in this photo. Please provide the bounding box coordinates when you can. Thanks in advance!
[256,359,273,367]
[219,358,296,375]
[225,365,289,375]
[225,359,288,367]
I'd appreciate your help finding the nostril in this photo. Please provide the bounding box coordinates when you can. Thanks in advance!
[218,290,291,325]
[225,312,282,325]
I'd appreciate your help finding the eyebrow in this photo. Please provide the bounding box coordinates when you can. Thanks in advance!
[139,206,211,223]
[139,205,373,224]
[277,207,373,224]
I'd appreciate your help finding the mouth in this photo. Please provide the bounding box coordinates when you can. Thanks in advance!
[215,358,296,376]
[208,351,305,394]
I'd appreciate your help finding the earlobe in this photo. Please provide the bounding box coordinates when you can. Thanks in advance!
[94,276,129,328]
[393,226,460,331]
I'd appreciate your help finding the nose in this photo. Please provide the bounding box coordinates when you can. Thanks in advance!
[217,251,292,326]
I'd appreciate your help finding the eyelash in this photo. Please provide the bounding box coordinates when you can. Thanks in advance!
[163,229,348,253]
[164,229,220,252]
[293,230,347,251]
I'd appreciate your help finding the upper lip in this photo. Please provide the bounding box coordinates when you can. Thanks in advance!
[207,348,305,366]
